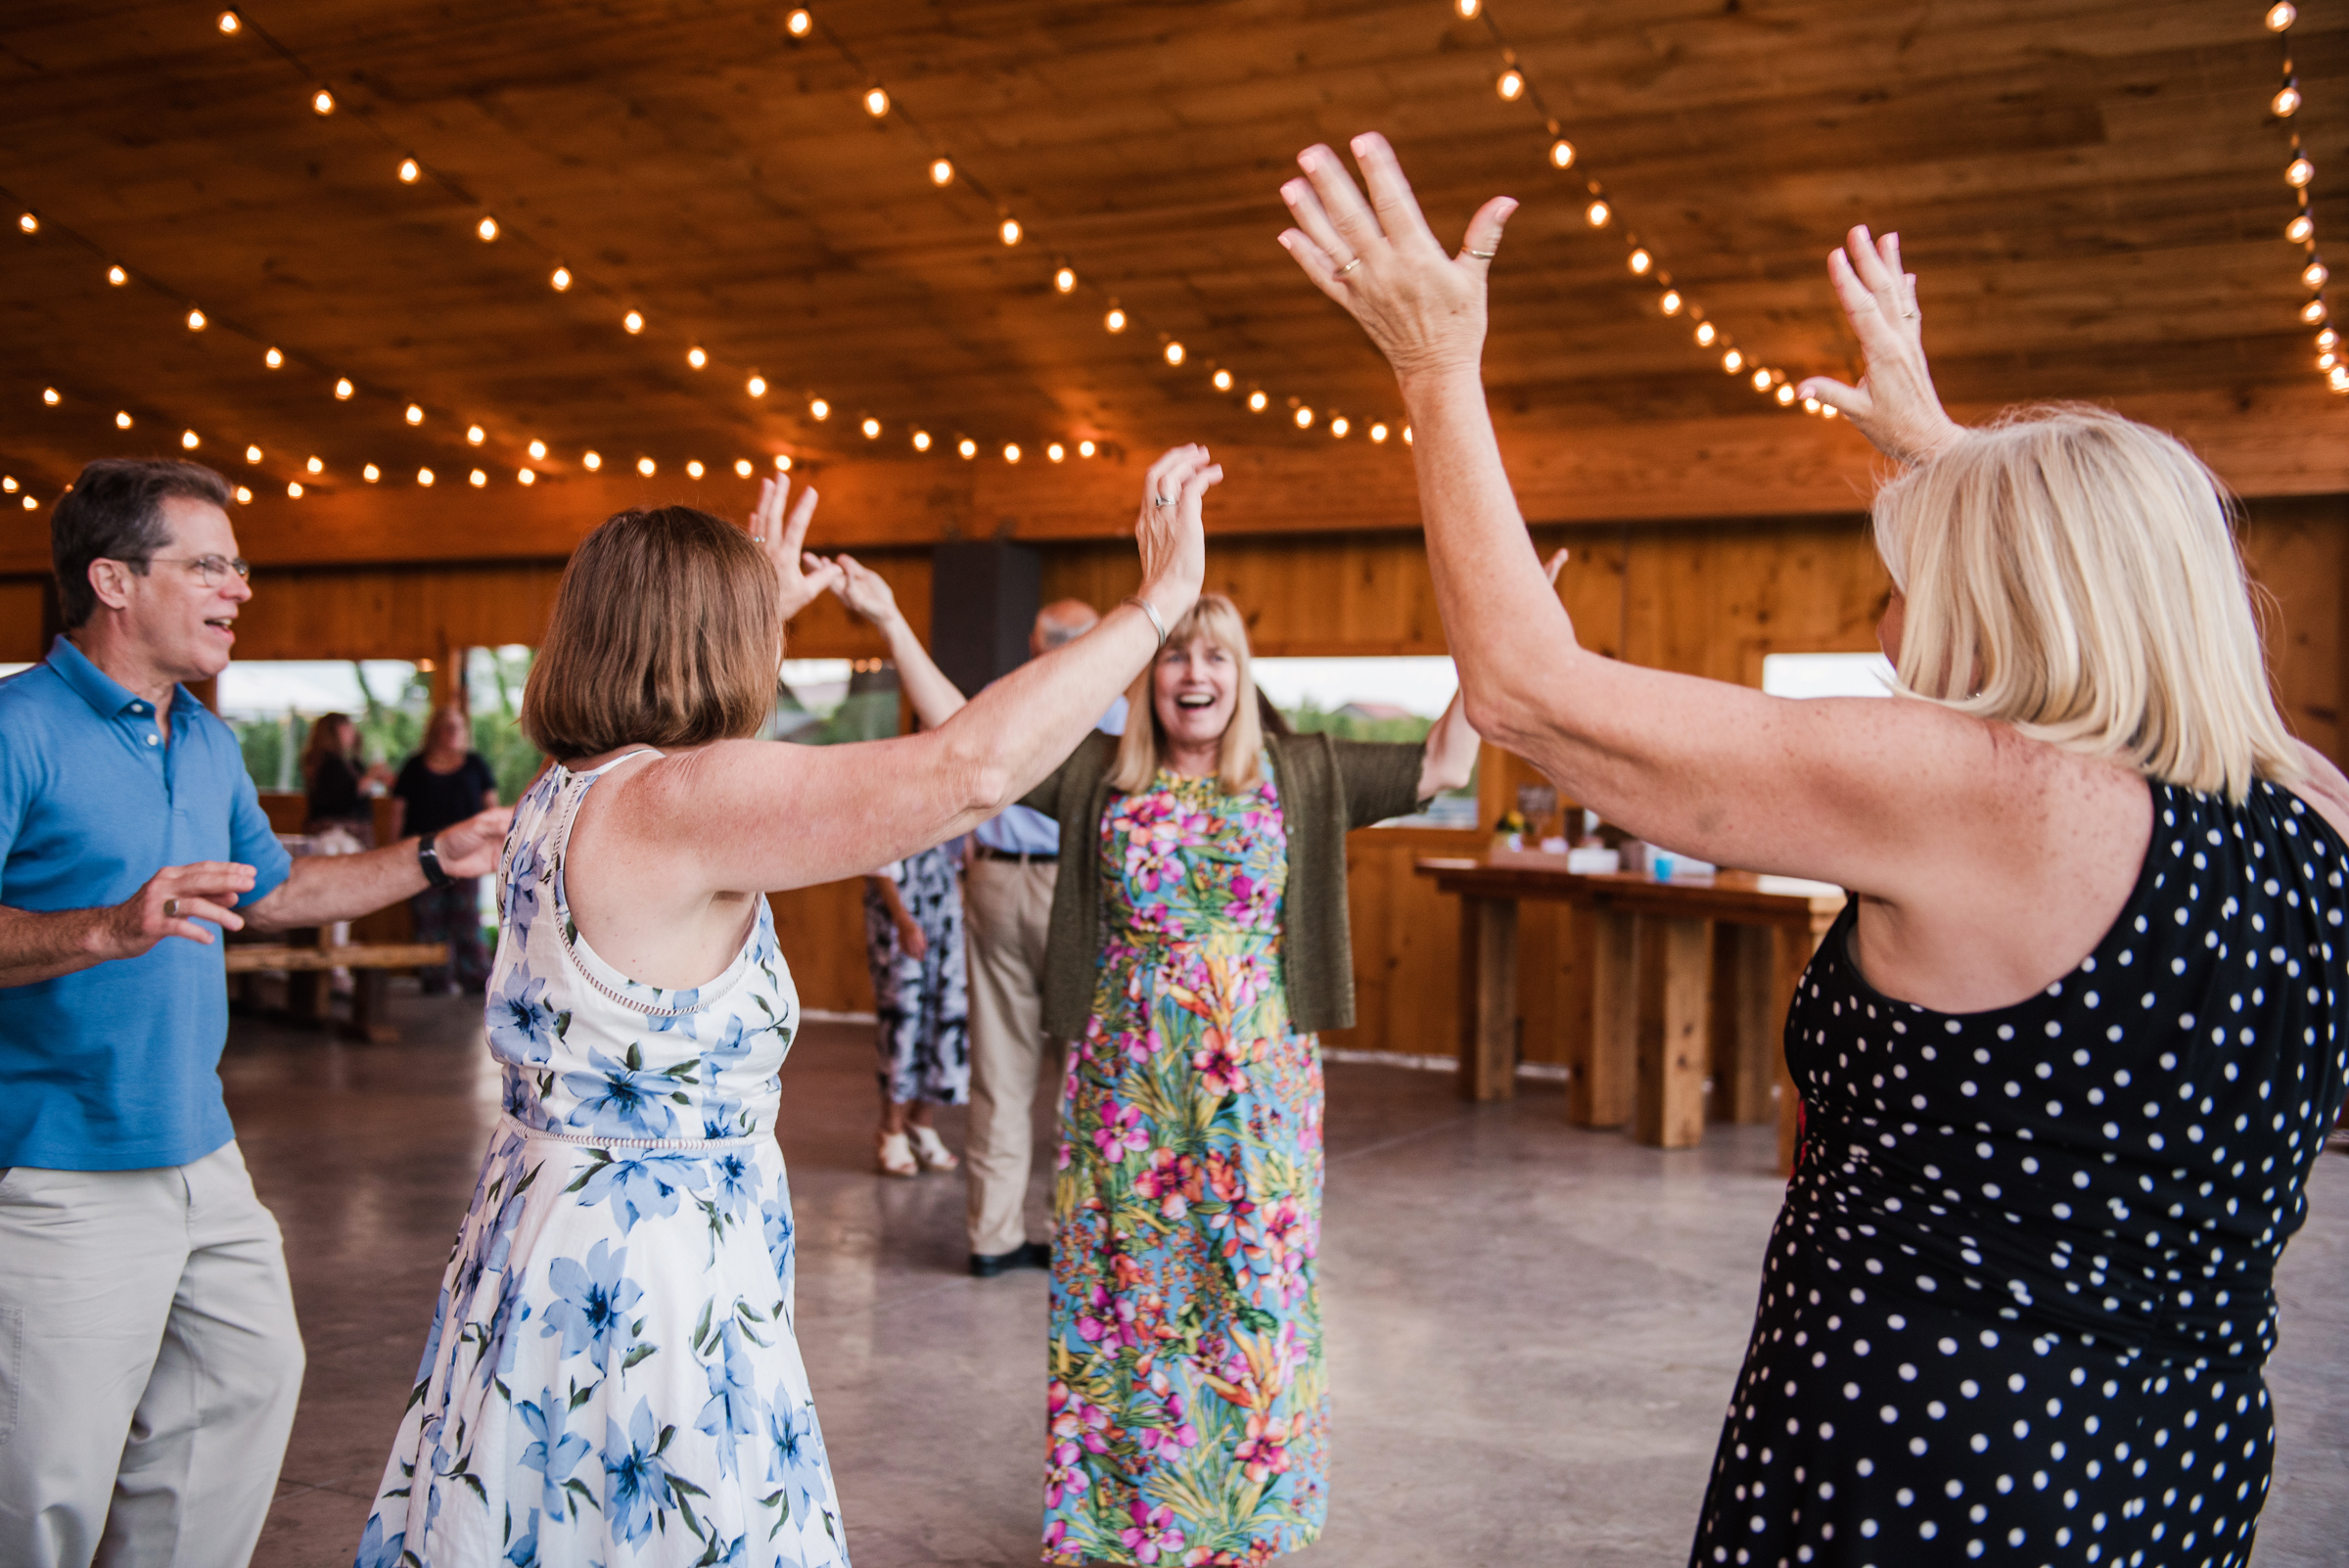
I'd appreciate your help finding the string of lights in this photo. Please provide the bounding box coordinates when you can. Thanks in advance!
[2264,4,2345,393]
[208,6,1114,465]
[780,6,1409,447]
[1451,0,1823,415]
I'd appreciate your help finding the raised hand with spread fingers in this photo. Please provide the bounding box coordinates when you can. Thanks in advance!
[1794,226,1963,466]
[747,473,844,620]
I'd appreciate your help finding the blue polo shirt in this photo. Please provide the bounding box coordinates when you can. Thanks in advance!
[0,636,293,1170]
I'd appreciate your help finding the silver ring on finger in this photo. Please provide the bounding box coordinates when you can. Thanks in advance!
[1153,495,1175,506]
[1335,256,1361,277]
[163,897,181,918]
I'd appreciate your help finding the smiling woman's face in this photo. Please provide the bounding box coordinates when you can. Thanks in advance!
[1152,633,1239,760]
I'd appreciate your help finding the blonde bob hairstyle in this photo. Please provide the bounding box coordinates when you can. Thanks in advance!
[523,506,781,761]
[1871,404,2298,802]
[1109,592,1267,794]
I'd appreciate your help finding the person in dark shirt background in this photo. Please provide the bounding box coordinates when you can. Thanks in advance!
[391,703,499,992]
[300,712,386,842]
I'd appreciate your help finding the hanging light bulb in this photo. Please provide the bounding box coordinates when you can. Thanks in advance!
[1047,442,1066,462]
[861,417,881,438]
[41,388,59,406]
[2,478,14,492]
[1455,0,1479,16]
[1496,69,1525,102]
[583,450,603,471]
[418,468,436,486]
[636,457,656,477]
[930,159,955,186]
[405,403,425,425]
[809,397,830,420]
[305,455,323,474]
[217,10,241,32]
[1213,369,1234,391]
[1370,422,1390,443]
[476,215,499,243]
[2319,327,2339,348]
[1803,396,1822,414]
[1003,443,1022,463]
[335,378,354,399]
[264,346,283,367]
[1331,415,1351,438]
[686,460,705,478]
[1660,290,1683,315]
[1774,383,1797,405]
[2287,155,2316,188]
[2268,1,2298,29]
[2289,213,2316,243]
[912,431,933,452]
[115,411,133,429]
[998,216,1023,246]
[181,430,200,449]
[2275,83,2303,117]
[774,455,793,472]
[787,8,812,36]
[746,374,767,397]
[2322,351,2337,370]
[2305,259,2330,291]
[957,438,978,459]
[1295,406,1314,429]
[1629,249,1652,275]
[1752,367,1773,392]
[1055,265,1078,293]
[245,444,262,464]
[2302,298,2329,324]
[398,157,420,183]
[1694,321,1717,346]
[311,88,335,115]
[1248,390,1268,411]
[1549,139,1575,169]
[234,485,251,505]
[1403,426,1413,444]
[469,469,487,487]
[466,425,485,445]
[1164,342,1185,366]
[864,86,890,117]
[519,468,537,485]
[2331,364,2349,392]
[363,463,381,483]
[1723,348,1745,373]
[622,309,645,334]
[186,307,207,331]
[528,438,547,460]
[287,482,304,498]
[108,264,127,285]
[733,459,754,477]
[1586,201,1610,227]
[550,265,573,291]
[1104,306,1128,333]
[1078,439,1097,457]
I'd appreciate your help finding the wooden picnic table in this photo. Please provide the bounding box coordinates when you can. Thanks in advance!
[225,939,449,1044]
[1413,857,1845,1161]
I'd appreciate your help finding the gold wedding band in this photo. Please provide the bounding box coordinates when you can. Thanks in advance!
[1335,257,1362,277]
[1465,247,1497,260]
[163,897,180,918]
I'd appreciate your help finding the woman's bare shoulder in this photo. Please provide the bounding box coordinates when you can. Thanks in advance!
[2285,741,2349,845]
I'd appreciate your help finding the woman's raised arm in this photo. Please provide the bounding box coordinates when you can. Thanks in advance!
[1271,134,2005,897]
[632,447,1218,895]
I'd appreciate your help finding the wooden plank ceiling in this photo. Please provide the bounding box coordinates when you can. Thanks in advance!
[4,0,2346,570]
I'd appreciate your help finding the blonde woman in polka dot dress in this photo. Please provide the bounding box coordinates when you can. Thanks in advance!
[1277,135,2349,1567]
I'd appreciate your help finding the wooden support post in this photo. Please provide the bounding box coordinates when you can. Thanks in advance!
[1557,907,1598,1123]
[1721,925,1780,1123]
[1583,906,1637,1128]
[1456,895,1520,1101]
[1635,915,1714,1148]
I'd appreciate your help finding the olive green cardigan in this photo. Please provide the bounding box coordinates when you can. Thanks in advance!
[1017,728,1427,1039]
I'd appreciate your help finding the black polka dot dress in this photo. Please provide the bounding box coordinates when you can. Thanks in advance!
[1692,780,2349,1567]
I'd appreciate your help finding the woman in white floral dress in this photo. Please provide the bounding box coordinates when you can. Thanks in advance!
[354,449,1218,1567]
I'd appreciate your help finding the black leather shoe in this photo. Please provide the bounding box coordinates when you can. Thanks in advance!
[968,1240,1052,1277]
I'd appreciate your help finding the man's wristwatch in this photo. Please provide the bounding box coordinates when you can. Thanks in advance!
[418,833,455,889]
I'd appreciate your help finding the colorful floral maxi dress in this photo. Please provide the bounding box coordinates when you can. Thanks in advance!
[1044,765,1327,1566]
[354,752,850,1568]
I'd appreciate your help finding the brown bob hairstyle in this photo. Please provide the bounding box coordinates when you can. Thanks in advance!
[522,506,780,761]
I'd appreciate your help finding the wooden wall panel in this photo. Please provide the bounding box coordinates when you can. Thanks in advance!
[1,580,49,663]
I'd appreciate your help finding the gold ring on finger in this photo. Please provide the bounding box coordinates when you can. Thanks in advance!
[1335,257,1361,277]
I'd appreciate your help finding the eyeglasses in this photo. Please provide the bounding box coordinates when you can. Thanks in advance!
[132,554,253,586]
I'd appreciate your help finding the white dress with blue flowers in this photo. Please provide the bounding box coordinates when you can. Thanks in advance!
[354,753,850,1568]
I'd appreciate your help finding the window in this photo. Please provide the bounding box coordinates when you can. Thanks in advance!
[1762,652,1895,699]
[773,658,900,744]
[217,660,426,791]
[1252,655,1478,826]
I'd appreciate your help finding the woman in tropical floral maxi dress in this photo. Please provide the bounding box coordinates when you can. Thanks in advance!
[851,589,1483,1567]
[351,447,1221,1568]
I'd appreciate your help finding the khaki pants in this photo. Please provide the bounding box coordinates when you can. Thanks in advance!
[964,854,1062,1258]
[0,1141,304,1568]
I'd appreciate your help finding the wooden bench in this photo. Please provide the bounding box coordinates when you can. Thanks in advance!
[226,941,449,1043]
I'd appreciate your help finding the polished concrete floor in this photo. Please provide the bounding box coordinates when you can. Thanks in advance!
[225,987,2349,1568]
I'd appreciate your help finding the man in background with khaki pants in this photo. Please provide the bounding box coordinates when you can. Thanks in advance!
[962,601,1124,1276]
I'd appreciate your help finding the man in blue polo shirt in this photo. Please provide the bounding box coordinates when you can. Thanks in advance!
[0,458,510,1568]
